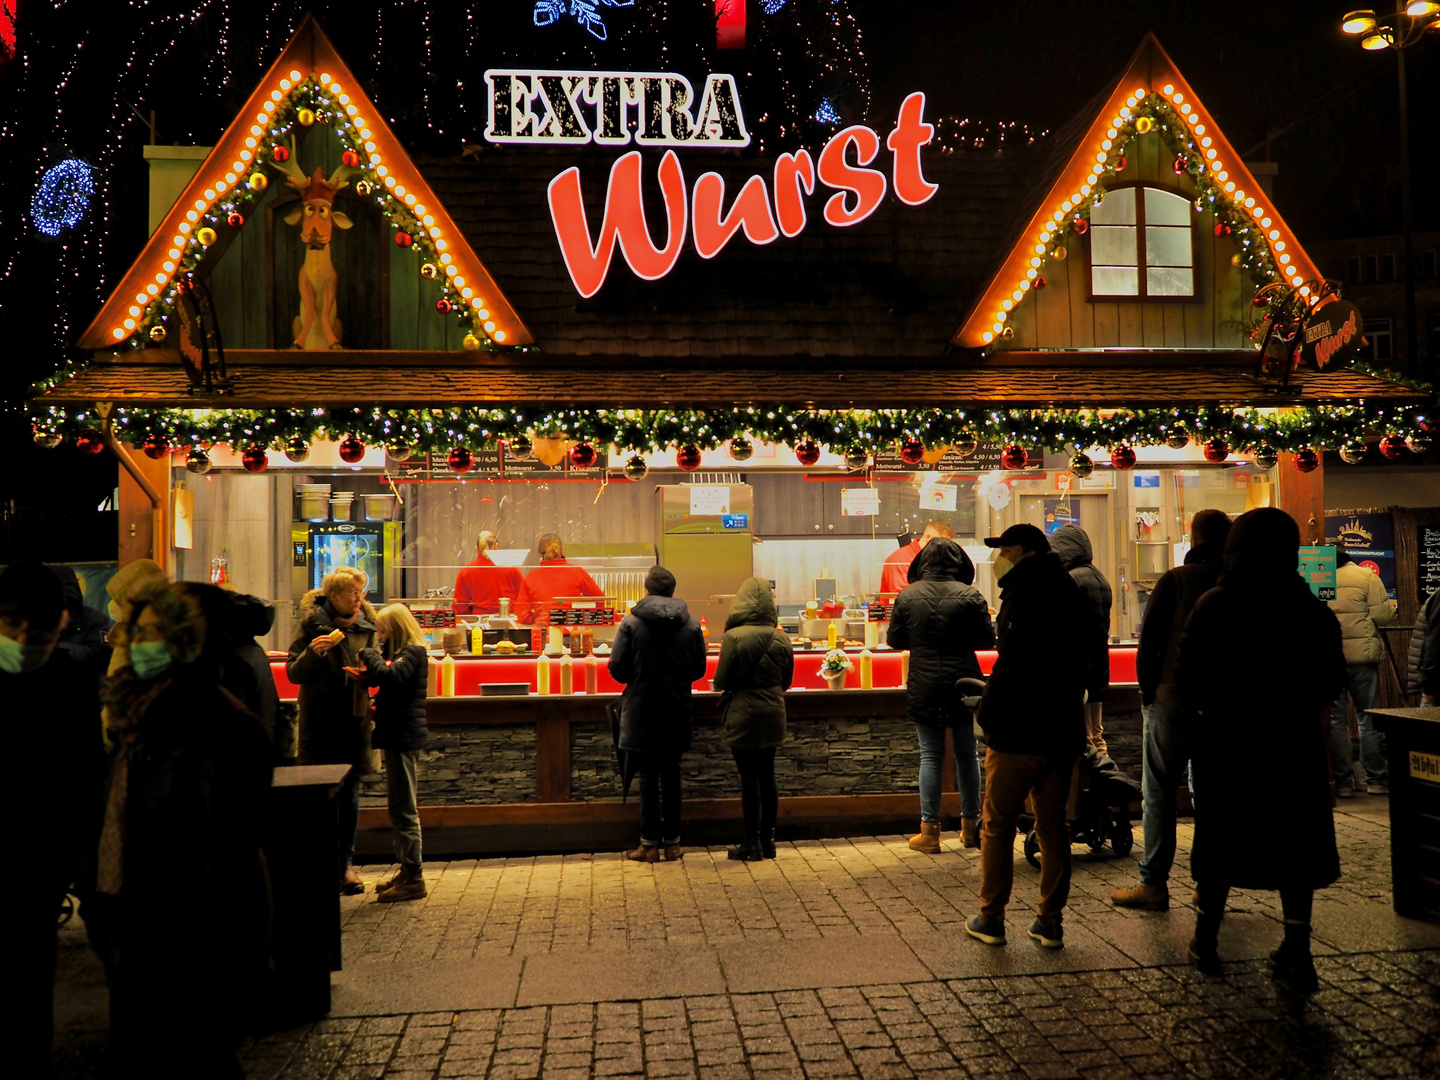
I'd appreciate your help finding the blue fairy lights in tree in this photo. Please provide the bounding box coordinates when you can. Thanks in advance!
[814,98,840,125]
[31,159,94,237]
[533,0,634,42]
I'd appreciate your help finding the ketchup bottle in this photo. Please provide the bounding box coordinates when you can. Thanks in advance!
[700,616,709,643]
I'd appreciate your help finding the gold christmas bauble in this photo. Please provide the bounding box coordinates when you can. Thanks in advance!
[420,263,438,279]
[297,108,315,126]
[196,227,217,246]
[462,333,481,351]
[1135,116,1154,134]
[149,325,167,343]
[248,172,268,192]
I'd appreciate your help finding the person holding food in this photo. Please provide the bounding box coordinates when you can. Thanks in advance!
[286,567,378,895]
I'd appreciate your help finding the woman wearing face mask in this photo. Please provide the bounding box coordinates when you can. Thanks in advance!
[87,581,274,1078]
[348,604,430,902]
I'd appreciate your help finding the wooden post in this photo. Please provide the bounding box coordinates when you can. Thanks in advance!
[117,448,171,569]
[1275,452,1326,544]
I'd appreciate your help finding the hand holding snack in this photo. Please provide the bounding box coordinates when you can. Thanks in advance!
[311,628,345,655]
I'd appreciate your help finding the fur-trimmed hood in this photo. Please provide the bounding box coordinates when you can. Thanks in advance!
[296,587,378,635]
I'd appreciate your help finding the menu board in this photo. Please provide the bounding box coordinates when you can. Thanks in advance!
[872,443,1042,475]
[1420,525,1440,601]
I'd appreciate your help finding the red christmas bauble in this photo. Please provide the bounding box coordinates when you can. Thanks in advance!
[568,442,598,469]
[1000,444,1028,470]
[1033,274,1047,290]
[1114,155,1127,172]
[1213,222,1232,237]
[1072,218,1089,235]
[241,444,269,473]
[1173,154,1187,175]
[272,145,290,163]
[1110,445,1137,470]
[395,231,413,248]
[448,446,474,473]
[1293,448,1320,473]
[141,433,171,459]
[676,445,702,472]
[795,439,822,466]
[75,429,105,455]
[1378,434,1407,459]
[1203,437,1230,464]
[898,438,925,465]
[338,436,366,463]
[341,149,361,168]
[436,298,453,314]
[227,211,244,228]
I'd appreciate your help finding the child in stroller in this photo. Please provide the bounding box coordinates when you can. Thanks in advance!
[955,677,1141,868]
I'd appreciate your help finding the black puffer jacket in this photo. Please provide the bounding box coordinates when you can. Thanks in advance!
[887,540,995,727]
[220,593,282,745]
[285,589,378,770]
[979,552,1088,758]
[607,594,708,753]
[714,578,795,749]
[1049,525,1112,701]
[1408,587,1440,699]
[358,643,429,751]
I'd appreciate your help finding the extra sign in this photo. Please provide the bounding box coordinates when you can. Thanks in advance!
[484,70,939,297]
[1299,298,1363,372]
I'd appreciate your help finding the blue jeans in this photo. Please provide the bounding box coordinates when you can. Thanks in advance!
[916,722,981,822]
[1330,662,1386,786]
[1138,701,1192,889]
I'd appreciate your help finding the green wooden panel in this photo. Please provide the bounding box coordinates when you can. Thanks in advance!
[208,226,245,348]
[1068,242,1094,349]
[1163,303,1187,348]
[1034,249,1071,347]
[389,238,421,350]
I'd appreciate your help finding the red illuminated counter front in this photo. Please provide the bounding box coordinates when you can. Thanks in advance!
[268,647,1139,700]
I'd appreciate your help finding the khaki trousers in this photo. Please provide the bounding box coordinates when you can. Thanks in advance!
[980,747,1077,922]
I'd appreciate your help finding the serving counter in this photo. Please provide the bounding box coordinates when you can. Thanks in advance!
[268,648,1142,855]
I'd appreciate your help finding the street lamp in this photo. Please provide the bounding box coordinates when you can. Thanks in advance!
[1342,5,1440,375]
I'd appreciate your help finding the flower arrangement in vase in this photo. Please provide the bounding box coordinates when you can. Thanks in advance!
[820,649,854,690]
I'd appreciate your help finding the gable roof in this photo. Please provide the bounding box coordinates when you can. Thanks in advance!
[77,14,532,351]
[953,33,1323,350]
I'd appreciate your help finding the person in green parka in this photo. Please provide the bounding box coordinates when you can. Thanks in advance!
[713,577,795,861]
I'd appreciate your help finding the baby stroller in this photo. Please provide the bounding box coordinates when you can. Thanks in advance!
[954,678,1140,868]
[1023,746,1140,867]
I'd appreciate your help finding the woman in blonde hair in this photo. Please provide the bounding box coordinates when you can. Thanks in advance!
[453,529,523,616]
[350,603,430,901]
[514,533,604,625]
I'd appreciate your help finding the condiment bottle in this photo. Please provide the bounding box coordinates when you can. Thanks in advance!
[864,619,880,649]
[536,658,551,695]
[559,653,574,695]
[439,653,456,697]
[471,623,485,655]
[427,655,441,697]
[584,655,598,694]
[827,620,839,649]
[859,648,873,689]
[700,616,708,642]
[546,626,565,656]
[900,649,910,687]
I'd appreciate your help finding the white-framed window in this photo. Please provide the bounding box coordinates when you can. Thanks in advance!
[1089,186,1195,298]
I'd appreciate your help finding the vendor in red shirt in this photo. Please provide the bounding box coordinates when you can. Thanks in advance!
[879,519,955,594]
[452,530,524,616]
[514,533,604,624]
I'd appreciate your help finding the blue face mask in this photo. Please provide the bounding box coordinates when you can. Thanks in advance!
[0,633,53,674]
[129,640,174,680]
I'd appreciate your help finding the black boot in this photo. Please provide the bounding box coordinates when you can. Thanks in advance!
[1270,922,1318,994]
[727,837,765,861]
[761,829,777,859]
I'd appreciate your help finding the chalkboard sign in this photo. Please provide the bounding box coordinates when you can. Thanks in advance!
[1419,525,1440,600]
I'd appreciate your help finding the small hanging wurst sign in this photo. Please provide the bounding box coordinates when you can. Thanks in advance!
[1299,299,1363,372]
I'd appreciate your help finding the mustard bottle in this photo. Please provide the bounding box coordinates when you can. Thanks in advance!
[859,648,873,689]
[439,653,456,697]
[537,658,551,695]
[471,623,485,655]
[827,620,839,649]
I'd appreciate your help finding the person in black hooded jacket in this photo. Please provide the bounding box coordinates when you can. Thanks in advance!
[888,538,994,853]
[1049,524,1112,754]
[607,565,708,862]
[967,524,1088,951]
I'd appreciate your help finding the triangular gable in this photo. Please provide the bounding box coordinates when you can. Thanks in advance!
[954,34,1321,350]
[79,14,532,351]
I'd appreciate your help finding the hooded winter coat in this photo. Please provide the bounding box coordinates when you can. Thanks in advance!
[216,592,281,744]
[714,577,794,749]
[607,594,708,753]
[888,539,994,727]
[286,588,378,770]
[1135,542,1225,707]
[357,642,429,751]
[978,551,1088,758]
[1049,525,1112,701]
[1177,507,1345,890]
[1408,587,1440,699]
[1328,555,1395,664]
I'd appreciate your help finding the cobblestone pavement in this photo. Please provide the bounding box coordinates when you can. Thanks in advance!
[52,798,1440,1078]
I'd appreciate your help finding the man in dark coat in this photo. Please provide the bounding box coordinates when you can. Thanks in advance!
[1407,586,1440,704]
[888,539,994,852]
[1113,508,1231,911]
[3,562,106,1077]
[967,524,1088,951]
[1049,524,1112,755]
[286,568,377,894]
[1177,508,1345,992]
[607,565,708,862]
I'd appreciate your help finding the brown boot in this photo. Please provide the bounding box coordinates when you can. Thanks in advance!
[625,844,661,863]
[908,821,941,854]
[1111,883,1170,911]
[340,861,365,896]
[377,865,426,903]
[960,816,980,849]
[663,843,683,862]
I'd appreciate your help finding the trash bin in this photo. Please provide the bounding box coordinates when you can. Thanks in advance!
[264,764,351,1024]
[1369,707,1440,922]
